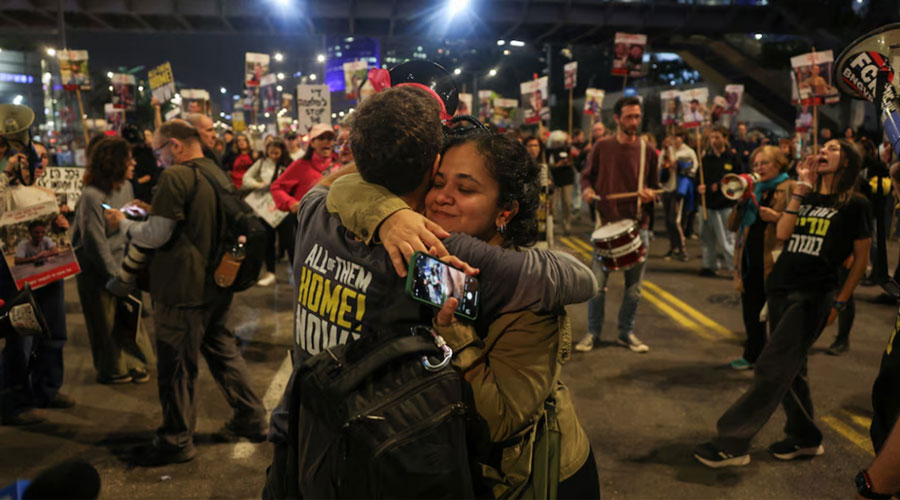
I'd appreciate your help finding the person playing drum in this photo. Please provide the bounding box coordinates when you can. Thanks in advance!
[576,96,659,353]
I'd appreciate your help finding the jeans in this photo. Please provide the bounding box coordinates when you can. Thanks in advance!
[699,207,735,272]
[587,229,650,339]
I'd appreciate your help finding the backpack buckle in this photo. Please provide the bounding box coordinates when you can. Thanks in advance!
[411,326,453,372]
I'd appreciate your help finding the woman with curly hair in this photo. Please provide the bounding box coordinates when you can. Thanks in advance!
[71,136,155,385]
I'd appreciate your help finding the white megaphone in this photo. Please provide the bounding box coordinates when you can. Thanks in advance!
[0,103,34,151]
[721,173,760,201]
[0,283,50,339]
[835,23,900,152]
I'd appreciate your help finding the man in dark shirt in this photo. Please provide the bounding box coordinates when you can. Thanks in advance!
[731,122,754,172]
[577,96,659,354]
[697,127,738,276]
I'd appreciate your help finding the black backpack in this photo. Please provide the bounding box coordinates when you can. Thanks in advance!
[188,161,267,292]
[283,325,477,499]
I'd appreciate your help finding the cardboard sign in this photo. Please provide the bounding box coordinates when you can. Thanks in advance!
[564,61,578,90]
[297,84,332,135]
[245,52,270,88]
[148,62,175,102]
[34,166,84,209]
[0,200,80,290]
[181,89,210,115]
[111,74,137,111]
[791,50,840,105]
[520,77,549,125]
[492,98,518,132]
[584,88,605,116]
[58,50,90,91]
[244,189,289,227]
[343,60,368,100]
[612,33,647,77]
[680,87,709,128]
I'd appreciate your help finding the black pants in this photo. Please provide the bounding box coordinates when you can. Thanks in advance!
[835,266,856,342]
[741,261,767,363]
[558,446,601,499]
[277,215,297,267]
[714,290,834,454]
[662,192,685,253]
[263,222,277,273]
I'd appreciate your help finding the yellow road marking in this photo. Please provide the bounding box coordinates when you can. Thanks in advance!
[568,236,595,252]
[822,415,875,456]
[641,289,717,341]
[559,237,593,261]
[841,409,874,431]
[642,281,735,338]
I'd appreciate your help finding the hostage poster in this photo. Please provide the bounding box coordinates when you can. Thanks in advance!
[456,93,473,116]
[724,84,744,115]
[492,98,518,132]
[520,76,549,125]
[148,62,176,103]
[297,84,331,135]
[612,33,647,78]
[181,89,210,115]
[111,74,137,111]
[680,87,709,128]
[660,89,682,125]
[343,60,368,100]
[564,61,578,90]
[105,103,125,134]
[584,88,605,116]
[260,73,278,113]
[58,50,90,91]
[478,90,494,122]
[0,200,80,290]
[245,52,270,88]
[791,50,839,105]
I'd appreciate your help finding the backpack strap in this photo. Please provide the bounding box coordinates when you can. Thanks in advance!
[331,335,441,396]
[183,160,225,271]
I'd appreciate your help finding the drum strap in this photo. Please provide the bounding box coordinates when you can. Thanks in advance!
[635,138,646,221]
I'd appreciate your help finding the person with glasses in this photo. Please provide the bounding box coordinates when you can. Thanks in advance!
[335,115,354,166]
[695,139,872,468]
[725,145,794,371]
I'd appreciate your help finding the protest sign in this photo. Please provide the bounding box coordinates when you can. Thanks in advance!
[35,166,85,209]
[478,90,494,122]
[58,50,90,91]
[245,53,270,87]
[456,93,473,116]
[260,74,278,113]
[281,92,294,113]
[297,84,331,135]
[660,89,682,125]
[710,95,729,126]
[232,111,246,132]
[148,62,176,102]
[244,189,288,227]
[791,50,840,105]
[181,89,210,115]
[343,60,368,100]
[564,61,578,90]
[104,103,124,134]
[680,87,709,128]
[612,33,647,77]
[492,98,518,132]
[111,74,137,111]
[724,84,745,115]
[520,77,549,125]
[584,88,606,116]
[0,200,80,290]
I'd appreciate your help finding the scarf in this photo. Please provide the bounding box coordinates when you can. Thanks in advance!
[740,172,789,232]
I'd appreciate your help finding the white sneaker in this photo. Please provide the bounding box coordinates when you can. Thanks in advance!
[256,272,276,286]
[574,334,597,352]
[617,333,649,353]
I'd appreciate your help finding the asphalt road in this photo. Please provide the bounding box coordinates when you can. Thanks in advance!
[1,215,896,499]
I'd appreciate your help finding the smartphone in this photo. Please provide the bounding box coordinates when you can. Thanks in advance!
[405,251,479,320]
[101,203,112,210]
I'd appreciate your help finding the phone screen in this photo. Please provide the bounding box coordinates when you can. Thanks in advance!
[101,203,112,210]
[407,252,479,319]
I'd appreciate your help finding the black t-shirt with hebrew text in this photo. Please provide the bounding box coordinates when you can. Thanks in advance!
[767,193,872,293]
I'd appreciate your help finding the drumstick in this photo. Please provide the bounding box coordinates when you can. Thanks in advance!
[592,189,664,201]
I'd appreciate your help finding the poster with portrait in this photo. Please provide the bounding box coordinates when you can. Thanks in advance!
[456,93,473,116]
[679,87,709,128]
[281,92,294,113]
[181,89,210,115]
[245,52,270,88]
[612,33,647,78]
[297,84,331,135]
[148,62,175,103]
[478,90,494,122]
[795,104,814,133]
[724,84,744,115]
[709,95,729,126]
[0,200,80,290]
[660,89,682,125]
[564,61,578,90]
[104,103,124,134]
[583,88,605,116]
[343,60,369,100]
[260,74,278,113]
[492,98,518,132]
[35,166,85,209]
[791,50,840,105]
[232,111,246,132]
[520,77,549,125]
[57,50,90,91]
[111,74,137,111]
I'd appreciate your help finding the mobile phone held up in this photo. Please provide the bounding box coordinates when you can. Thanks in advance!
[405,251,479,320]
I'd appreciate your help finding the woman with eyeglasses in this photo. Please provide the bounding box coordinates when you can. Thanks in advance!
[726,145,794,371]
[696,139,872,468]
[71,136,155,385]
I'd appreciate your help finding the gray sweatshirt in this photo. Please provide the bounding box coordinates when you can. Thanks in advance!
[71,183,134,278]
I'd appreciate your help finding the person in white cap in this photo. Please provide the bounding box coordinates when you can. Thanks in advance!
[270,123,338,263]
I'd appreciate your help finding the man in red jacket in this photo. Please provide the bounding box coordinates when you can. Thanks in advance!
[270,124,338,213]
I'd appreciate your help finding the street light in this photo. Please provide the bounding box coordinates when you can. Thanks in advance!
[106,71,113,78]
[277,72,285,80]
[454,68,462,75]
[220,87,227,94]
[316,54,326,63]
[274,52,284,62]
[309,73,317,81]
[488,68,497,77]
[46,48,56,57]
[276,85,283,92]
[510,40,525,47]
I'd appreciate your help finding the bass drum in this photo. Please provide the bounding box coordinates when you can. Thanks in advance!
[590,219,647,272]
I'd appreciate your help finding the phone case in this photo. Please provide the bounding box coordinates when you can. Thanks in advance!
[405,251,478,320]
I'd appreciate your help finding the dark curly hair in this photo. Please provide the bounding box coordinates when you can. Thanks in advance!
[351,86,444,195]
[84,136,131,194]
[266,138,292,169]
[443,130,541,248]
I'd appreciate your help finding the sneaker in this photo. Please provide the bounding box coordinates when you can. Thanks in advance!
[1,410,45,426]
[98,373,133,385]
[663,249,675,260]
[132,443,197,467]
[676,251,690,262]
[729,357,753,370]
[214,418,267,443]
[699,268,717,277]
[42,393,75,409]
[689,234,699,240]
[617,333,649,353]
[693,442,750,468]
[826,339,849,356]
[256,272,276,286]
[574,333,597,352]
[768,438,824,460]
[130,369,151,384]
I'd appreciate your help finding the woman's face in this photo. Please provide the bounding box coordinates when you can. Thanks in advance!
[845,128,854,138]
[237,136,249,151]
[752,151,780,182]
[425,142,502,242]
[817,139,843,174]
[311,134,334,159]
[267,145,282,162]
[524,139,540,160]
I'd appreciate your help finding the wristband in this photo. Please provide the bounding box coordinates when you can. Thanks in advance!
[784,209,799,216]
[833,300,847,313]
[855,470,893,499]
[791,193,806,201]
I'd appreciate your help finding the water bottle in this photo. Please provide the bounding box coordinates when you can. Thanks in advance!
[214,235,247,287]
